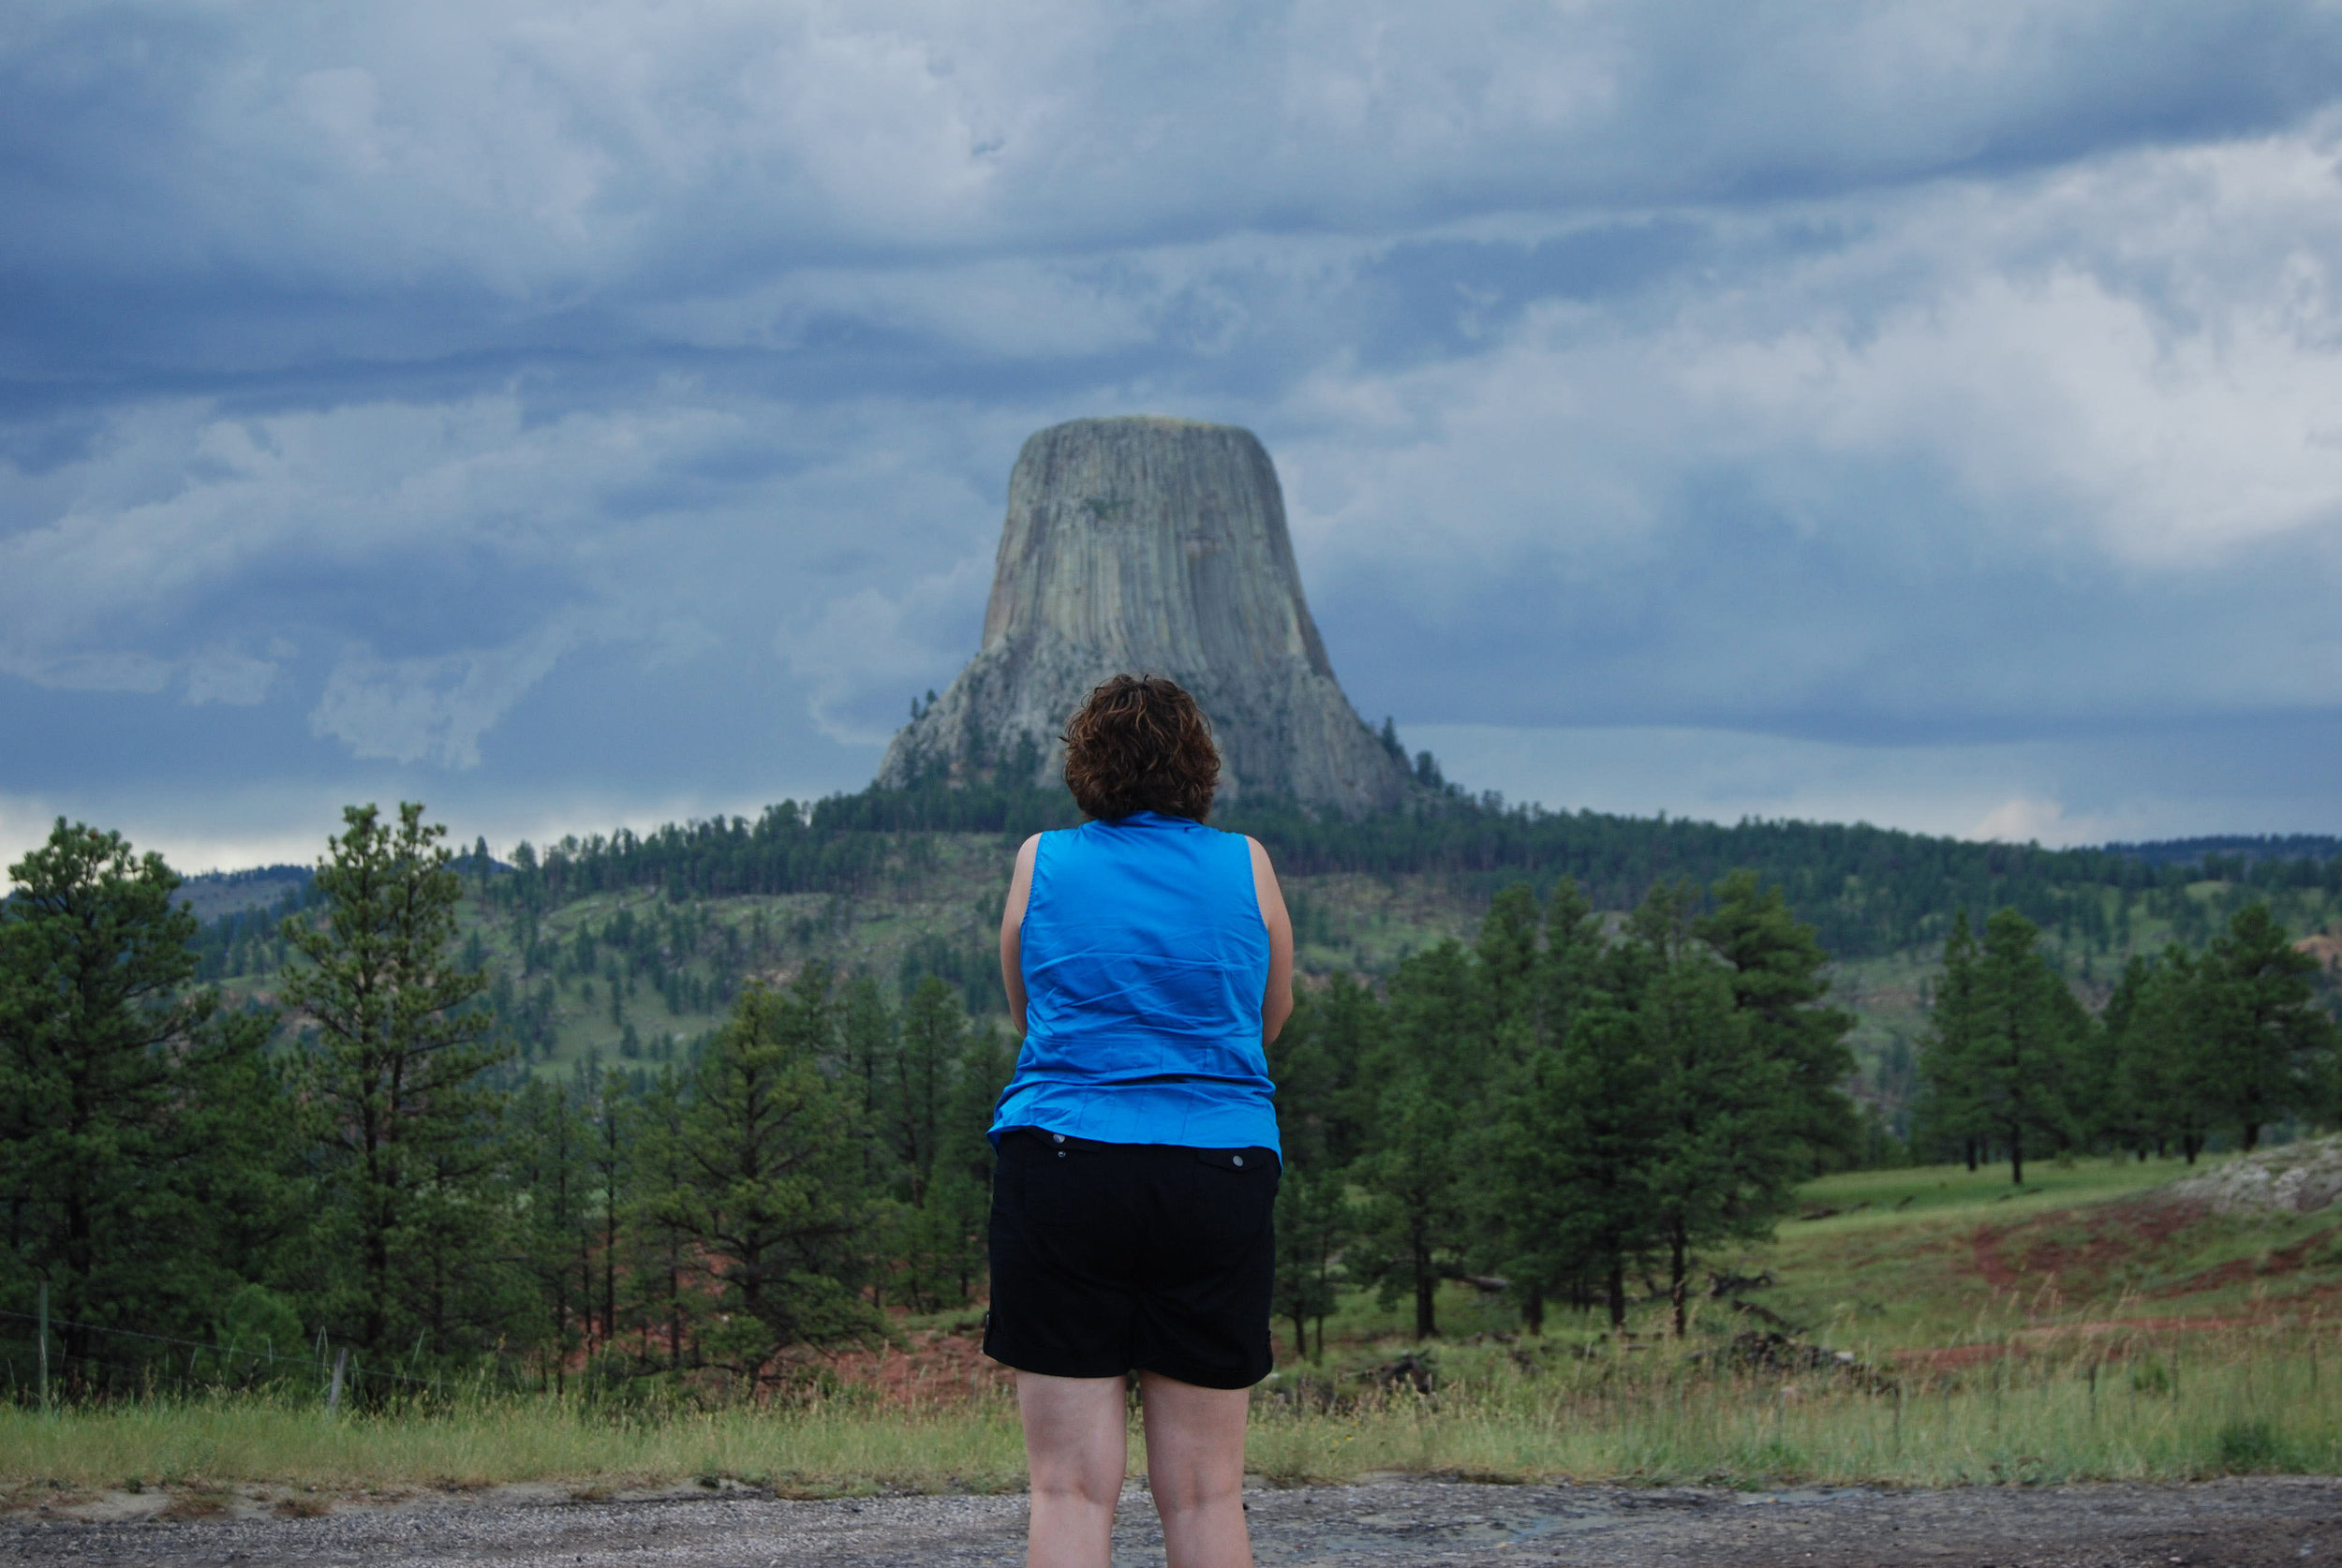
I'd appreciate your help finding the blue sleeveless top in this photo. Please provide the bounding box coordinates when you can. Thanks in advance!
[991,811,1279,1154]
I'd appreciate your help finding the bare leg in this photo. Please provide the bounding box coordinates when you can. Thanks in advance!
[1137,1370,1253,1568]
[1016,1371,1129,1568]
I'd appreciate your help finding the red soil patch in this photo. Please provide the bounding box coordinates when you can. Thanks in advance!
[1966,1196,2209,1294]
[2151,1226,2338,1297]
[806,1328,1013,1410]
[2296,930,2342,975]
[1902,1199,2342,1373]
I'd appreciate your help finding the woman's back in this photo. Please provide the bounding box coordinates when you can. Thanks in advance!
[983,674,1290,1568]
[991,809,1276,1152]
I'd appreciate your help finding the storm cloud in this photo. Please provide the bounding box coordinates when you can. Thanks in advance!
[6,0,2341,865]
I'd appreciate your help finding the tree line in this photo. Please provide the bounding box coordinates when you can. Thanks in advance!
[1915,903,2340,1182]
[2,801,1865,1392]
[0,807,1009,1400]
[1267,870,1860,1351]
[8,797,2339,1401]
[440,766,2342,967]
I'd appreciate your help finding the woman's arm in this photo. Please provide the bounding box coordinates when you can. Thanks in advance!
[1248,836,1295,1044]
[1000,833,1041,1038]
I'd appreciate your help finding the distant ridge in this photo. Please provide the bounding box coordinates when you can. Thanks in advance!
[173,864,311,923]
[200,777,2328,967]
[2099,835,2342,868]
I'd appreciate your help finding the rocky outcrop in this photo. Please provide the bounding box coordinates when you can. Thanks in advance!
[2167,1136,2342,1215]
[877,416,1411,814]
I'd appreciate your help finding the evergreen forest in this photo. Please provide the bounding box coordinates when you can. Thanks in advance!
[5,774,2340,1402]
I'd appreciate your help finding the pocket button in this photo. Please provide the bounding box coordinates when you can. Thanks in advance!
[1232,1155,1245,1167]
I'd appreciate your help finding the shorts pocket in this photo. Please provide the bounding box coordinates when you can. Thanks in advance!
[1192,1147,1277,1175]
[1178,1148,1279,1254]
[1015,1135,1100,1232]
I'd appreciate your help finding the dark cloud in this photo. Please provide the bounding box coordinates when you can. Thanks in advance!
[6,1,2342,865]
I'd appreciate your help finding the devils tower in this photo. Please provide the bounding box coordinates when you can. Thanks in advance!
[877,416,1412,815]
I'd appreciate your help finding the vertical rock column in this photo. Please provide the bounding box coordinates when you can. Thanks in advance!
[877,416,1411,814]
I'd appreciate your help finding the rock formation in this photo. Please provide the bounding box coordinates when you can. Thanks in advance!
[2169,1134,2342,1215]
[877,416,1412,815]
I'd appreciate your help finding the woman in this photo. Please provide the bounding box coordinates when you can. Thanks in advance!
[986,673,1295,1568]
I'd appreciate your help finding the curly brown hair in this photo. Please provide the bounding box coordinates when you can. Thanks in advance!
[1060,674,1221,821]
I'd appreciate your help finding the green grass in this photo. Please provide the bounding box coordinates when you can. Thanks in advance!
[1249,1330,2342,1487]
[8,1327,2338,1502]
[1303,1153,2311,1363]
[19,1156,2342,1504]
[0,1395,1030,1503]
[1752,1154,2342,1354]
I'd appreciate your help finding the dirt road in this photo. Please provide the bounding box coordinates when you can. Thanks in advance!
[7,1475,2339,1566]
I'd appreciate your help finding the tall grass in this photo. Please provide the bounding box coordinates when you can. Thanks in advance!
[0,1395,1029,1501]
[6,1325,2335,1500]
[1252,1327,2342,1487]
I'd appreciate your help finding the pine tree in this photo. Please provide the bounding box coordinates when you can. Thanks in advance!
[2122,948,2218,1161]
[278,802,517,1366]
[1509,991,1665,1330]
[1356,1057,1465,1340]
[1539,876,1607,1044]
[885,977,972,1309]
[928,1021,1013,1305]
[1356,940,1477,1339]
[0,821,284,1383]
[1695,870,1859,1169]
[1473,883,1542,1048]
[509,1077,592,1389]
[1967,909,2085,1185]
[624,1064,698,1370]
[586,1069,634,1357]
[657,969,879,1383]
[1270,1166,1353,1360]
[1460,883,1550,1324]
[1629,881,1797,1336]
[1267,973,1379,1172]
[2073,957,2140,1153]
[2196,904,2340,1150]
[1916,911,1987,1168]
[837,975,895,1186]
[887,978,966,1208]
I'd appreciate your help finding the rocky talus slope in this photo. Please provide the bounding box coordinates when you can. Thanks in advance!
[877,416,1411,815]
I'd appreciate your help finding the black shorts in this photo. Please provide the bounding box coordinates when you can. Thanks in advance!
[985,1129,1279,1390]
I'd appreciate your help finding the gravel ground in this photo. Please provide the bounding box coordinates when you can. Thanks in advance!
[6,1475,2339,1567]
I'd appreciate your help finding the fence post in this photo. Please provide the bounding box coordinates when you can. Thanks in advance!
[327,1347,348,1414]
[36,1281,49,1413]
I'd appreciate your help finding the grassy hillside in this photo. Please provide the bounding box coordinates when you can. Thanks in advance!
[200,826,2341,1132]
[1298,1148,2339,1358]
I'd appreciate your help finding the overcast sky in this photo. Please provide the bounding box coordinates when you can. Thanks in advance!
[7,1,2342,872]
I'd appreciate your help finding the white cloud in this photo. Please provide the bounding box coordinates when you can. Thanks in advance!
[14,0,2335,309]
[1971,796,2072,846]
[184,645,281,706]
[308,619,583,768]
[1270,126,2342,727]
[776,554,994,746]
[0,378,1030,774]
